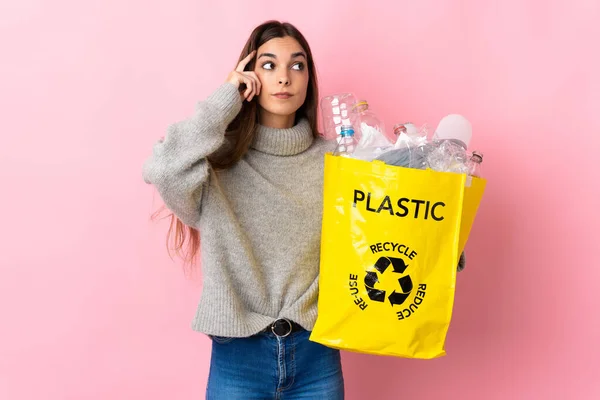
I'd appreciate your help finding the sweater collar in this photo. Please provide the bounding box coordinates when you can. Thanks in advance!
[251,118,314,156]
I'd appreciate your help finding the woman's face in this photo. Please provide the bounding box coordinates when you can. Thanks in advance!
[253,36,309,124]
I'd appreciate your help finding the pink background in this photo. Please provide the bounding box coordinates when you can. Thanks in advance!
[1,0,599,399]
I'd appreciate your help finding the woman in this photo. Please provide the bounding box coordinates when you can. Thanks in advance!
[143,20,344,399]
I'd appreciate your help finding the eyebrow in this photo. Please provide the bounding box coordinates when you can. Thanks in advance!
[258,51,307,60]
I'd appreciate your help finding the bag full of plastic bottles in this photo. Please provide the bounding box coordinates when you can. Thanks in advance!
[311,103,486,359]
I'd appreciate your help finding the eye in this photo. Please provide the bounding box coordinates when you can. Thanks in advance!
[292,62,305,71]
[262,61,275,70]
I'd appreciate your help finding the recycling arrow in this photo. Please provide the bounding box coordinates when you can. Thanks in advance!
[367,288,386,302]
[374,257,391,274]
[364,271,386,302]
[388,290,411,305]
[390,257,409,274]
[364,256,414,305]
[388,276,414,306]
[374,256,409,274]
[364,271,379,288]
[398,275,413,292]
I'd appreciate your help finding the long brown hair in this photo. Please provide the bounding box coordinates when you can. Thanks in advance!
[157,20,320,267]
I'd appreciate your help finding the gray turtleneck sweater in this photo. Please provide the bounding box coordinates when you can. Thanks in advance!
[143,82,334,337]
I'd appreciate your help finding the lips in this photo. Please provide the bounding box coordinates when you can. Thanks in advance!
[273,93,293,99]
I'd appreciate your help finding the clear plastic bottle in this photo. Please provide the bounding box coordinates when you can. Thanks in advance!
[320,93,358,141]
[333,125,360,157]
[425,114,473,173]
[391,122,429,169]
[426,139,470,174]
[468,150,483,177]
[351,101,390,144]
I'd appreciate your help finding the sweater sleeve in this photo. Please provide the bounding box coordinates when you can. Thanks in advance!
[142,82,242,227]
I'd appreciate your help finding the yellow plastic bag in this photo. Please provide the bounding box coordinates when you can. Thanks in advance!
[310,153,486,359]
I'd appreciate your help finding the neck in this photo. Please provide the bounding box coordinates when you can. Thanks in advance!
[259,108,296,129]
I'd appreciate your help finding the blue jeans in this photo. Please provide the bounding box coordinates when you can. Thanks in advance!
[206,329,344,399]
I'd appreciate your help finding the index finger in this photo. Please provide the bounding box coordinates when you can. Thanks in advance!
[236,50,256,72]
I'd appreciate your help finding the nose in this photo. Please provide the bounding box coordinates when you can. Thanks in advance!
[278,74,290,86]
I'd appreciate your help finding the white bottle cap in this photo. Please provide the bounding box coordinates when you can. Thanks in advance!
[433,114,472,148]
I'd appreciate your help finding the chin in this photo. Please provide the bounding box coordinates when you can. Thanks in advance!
[260,101,302,118]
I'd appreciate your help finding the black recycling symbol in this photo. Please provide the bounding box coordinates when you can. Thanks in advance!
[364,257,413,306]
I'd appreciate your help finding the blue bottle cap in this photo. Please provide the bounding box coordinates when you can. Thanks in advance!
[340,125,355,136]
